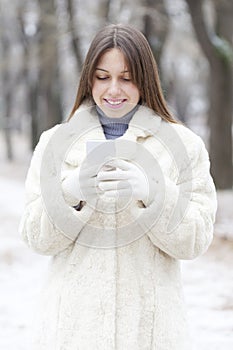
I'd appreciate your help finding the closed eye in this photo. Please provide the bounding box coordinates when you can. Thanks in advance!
[95,76,131,81]
[96,76,109,80]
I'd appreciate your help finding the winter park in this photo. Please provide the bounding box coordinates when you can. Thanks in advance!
[0,1,233,349]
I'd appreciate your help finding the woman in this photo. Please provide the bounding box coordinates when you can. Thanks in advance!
[20,24,217,349]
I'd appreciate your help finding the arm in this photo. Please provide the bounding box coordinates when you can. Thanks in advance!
[19,126,92,256]
[134,137,217,260]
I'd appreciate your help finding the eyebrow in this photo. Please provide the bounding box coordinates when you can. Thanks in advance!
[95,68,129,73]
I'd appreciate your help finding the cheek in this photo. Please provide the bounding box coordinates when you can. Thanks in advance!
[131,86,140,102]
[91,83,101,103]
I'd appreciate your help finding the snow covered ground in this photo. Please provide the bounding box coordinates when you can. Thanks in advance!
[0,132,233,349]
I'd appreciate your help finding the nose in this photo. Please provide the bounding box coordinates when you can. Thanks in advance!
[108,79,121,96]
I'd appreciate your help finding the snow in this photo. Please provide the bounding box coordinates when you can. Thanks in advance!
[182,235,233,349]
[0,132,233,349]
[0,174,50,350]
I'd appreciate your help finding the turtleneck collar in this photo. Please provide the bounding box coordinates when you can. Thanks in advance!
[96,105,139,139]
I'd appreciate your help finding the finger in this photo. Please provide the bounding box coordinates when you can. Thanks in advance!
[104,188,132,198]
[98,180,130,191]
[97,169,128,181]
[102,190,119,198]
[100,164,116,172]
[106,158,132,171]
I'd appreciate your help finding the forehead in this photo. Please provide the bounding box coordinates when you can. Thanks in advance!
[96,48,128,71]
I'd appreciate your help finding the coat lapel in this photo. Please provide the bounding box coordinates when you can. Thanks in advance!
[64,103,162,166]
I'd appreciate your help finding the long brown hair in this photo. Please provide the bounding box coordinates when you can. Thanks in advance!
[68,24,178,123]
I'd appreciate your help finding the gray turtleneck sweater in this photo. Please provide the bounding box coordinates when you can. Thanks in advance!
[96,105,139,139]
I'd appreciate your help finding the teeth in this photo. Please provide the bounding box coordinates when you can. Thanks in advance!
[106,99,124,105]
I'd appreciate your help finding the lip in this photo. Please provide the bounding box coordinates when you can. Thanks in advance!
[103,98,127,109]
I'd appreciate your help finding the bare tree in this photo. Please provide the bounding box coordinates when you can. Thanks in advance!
[95,0,111,25]
[16,0,63,149]
[0,27,13,160]
[0,1,23,160]
[186,0,233,189]
[144,0,170,67]
[17,1,38,151]
[34,0,63,148]
[67,0,83,71]
[66,0,111,71]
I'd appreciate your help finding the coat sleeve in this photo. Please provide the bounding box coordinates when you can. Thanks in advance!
[19,126,91,256]
[134,135,217,260]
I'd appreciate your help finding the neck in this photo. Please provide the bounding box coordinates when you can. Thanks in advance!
[96,105,139,139]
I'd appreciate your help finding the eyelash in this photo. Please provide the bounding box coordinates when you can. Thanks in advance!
[96,77,131,82]
[96,77,108,80]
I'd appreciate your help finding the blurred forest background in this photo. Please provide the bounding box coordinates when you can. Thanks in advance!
[0,1,233,349]
[0,0,233,189]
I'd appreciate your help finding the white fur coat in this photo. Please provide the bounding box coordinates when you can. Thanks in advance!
[20,104,217,349]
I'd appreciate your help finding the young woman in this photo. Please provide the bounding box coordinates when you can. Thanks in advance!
[20,24,217,349]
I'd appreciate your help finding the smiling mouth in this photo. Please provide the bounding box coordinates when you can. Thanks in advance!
[104,99,127,106]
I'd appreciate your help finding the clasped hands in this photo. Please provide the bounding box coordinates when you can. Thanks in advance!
[79,158,149,204]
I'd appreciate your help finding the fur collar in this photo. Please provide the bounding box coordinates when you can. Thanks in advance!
[71,102,162,139]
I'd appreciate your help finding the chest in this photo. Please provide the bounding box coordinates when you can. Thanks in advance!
[64,127,179,183]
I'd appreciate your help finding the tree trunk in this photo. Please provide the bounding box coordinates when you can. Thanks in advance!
[35,0,63,148]
[186,0,233,189]
[143,0,169,68]
[1,23,13,160]
[95,0,111,25]
[209,58,233,188]
[67,0,83,71]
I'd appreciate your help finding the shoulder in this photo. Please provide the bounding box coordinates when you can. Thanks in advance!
[34,124,61,153]
[167,121,203,144]
[37,124,61,146]
[162,121,207,154]
[157,121,210,172]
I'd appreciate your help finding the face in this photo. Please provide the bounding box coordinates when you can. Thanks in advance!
[92,48,140,118]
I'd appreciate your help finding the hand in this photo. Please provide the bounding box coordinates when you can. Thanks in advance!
[97,159,149,203]
[79,161,102,200]
[62,160,100,204]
